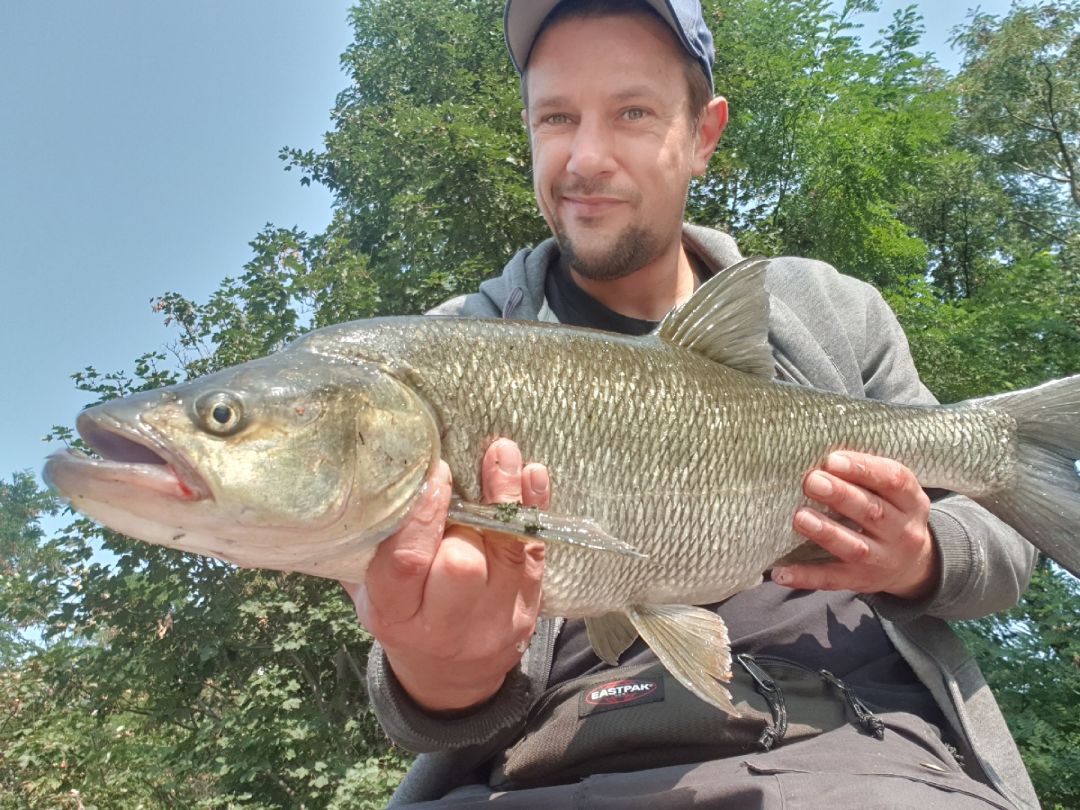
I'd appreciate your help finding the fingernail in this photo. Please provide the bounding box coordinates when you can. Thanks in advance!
[806,472,832,498]
[773,568,792,586]
[828,453,851,474]
[495,441,521,474]
[795,509,822,534]
[420,462,448,497]
[434,459,451,484]
[527,466,549,494]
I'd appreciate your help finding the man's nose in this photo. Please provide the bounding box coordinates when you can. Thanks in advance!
[566,116,617,179]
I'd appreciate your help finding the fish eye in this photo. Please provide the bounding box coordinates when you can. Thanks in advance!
[195,392,245,436]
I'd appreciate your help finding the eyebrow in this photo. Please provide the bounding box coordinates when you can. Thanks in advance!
[530,94,573,111]
[530,85,663,111]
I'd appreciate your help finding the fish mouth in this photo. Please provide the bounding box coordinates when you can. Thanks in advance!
[54,410,212,501]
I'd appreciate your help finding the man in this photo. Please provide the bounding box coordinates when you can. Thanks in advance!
[342,1,1040,807]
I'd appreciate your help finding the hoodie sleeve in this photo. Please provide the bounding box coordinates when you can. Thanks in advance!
[798,264,1038,623]
[365,616,560,772]
[365,641,539,754]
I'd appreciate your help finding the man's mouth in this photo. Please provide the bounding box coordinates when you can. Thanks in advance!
[562,195,625,216]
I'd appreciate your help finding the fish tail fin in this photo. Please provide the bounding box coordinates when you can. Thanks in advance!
[969,374,1080,577]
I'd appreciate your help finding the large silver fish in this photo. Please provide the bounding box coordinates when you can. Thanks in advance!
[44,259,1080,714]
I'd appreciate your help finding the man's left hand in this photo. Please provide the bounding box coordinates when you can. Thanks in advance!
[772,451,939,600]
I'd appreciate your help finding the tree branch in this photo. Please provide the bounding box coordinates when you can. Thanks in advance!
[1008,161,1070,184]
[1039,64,1080,208]
[1013,216,1069,244]
[288,650,331,718]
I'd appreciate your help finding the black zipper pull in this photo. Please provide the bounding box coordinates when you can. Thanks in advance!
[737,654,788,751]
[819,669,885,740]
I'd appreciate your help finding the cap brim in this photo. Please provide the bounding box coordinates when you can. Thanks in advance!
[504,0,562,73]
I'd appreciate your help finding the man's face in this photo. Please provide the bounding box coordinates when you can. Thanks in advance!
[524,13,714,281]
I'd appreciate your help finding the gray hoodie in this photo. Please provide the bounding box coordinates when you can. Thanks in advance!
[368,225,1040,809]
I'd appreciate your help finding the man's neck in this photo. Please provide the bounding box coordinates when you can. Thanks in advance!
[569,240,697,322]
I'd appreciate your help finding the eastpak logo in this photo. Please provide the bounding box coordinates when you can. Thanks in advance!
[579,677,664,717]
[587,680,658,705]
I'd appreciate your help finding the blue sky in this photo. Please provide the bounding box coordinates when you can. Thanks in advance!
[1,1,1014,493]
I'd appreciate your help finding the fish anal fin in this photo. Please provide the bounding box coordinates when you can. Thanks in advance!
[586,612,640,666]
[447,499,648,560]
[657,257,774,379]
[626,604,738,717]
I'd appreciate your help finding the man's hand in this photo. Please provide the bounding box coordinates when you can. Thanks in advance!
[340,438,549,713]
[772,451,939,600]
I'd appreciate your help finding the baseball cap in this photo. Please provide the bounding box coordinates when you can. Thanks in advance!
[504,0,715,93]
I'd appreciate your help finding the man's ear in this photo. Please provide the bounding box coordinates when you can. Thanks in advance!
[692,96,728,176]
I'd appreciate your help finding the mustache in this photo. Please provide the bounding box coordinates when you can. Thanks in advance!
[556,179,635,200]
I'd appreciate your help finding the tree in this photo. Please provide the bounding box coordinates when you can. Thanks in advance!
[952,1,1080,250]
[283,0,545,316]
[0,472,64,665]
[698,0,962,287]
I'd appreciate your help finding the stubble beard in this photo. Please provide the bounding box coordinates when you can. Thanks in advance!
[554,222,668,282]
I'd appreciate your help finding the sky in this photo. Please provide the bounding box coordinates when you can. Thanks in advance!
[1,1,1015,500]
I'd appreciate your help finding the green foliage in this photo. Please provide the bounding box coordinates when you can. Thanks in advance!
[952,1,1080,243]
[886,252,1080,402]
[697,0,953,284]
[0,473,65,664]
[283,0,546,316]
[153,225,380,378]
[4,0,1080,807]
[900,150,1015,299]
[3,502,407,807]
[0,642,193,808]
[957,561,1080,810]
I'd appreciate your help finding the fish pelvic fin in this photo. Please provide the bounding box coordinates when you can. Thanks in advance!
[658,257,775,379]
[586,612,640,665]
[447,499,648,559]
[772,541,840,568]
[626,604,738,717]
[970,374,1080,577]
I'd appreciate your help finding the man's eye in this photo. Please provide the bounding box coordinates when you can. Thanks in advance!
[623,108,647,121]
[543,113,571,125]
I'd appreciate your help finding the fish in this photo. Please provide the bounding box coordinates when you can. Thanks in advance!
[43,258,1080,716]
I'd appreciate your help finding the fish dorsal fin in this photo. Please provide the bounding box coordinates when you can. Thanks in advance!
[658,257,774,379]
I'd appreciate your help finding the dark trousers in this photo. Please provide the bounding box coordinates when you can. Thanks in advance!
[402,715,1016,809]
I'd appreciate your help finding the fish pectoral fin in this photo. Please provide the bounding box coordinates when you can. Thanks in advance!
[626,604,738,717]
[771,541,839,568]
[586,612,640,665]
[447,499,648,559]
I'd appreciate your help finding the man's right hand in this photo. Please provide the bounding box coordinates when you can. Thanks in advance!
[341,438,549,713]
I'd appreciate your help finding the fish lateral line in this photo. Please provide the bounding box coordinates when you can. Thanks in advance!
[447,498,648,559]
